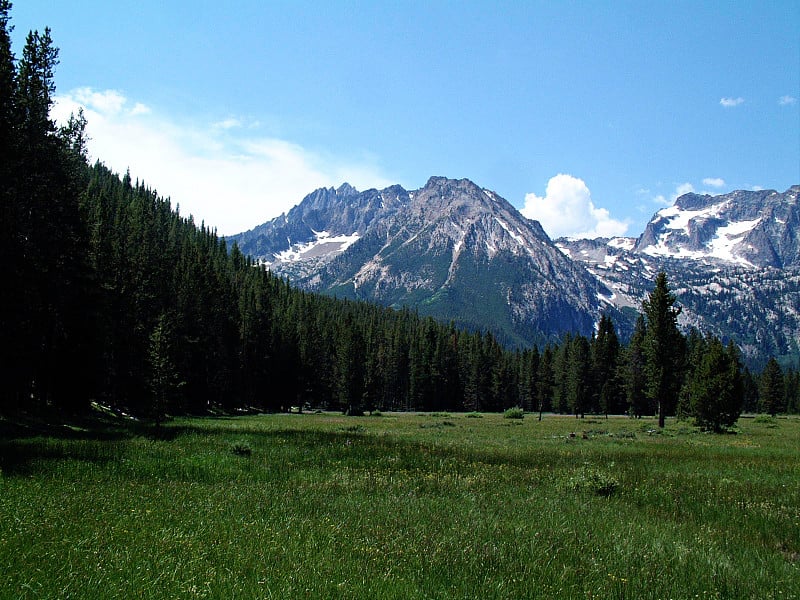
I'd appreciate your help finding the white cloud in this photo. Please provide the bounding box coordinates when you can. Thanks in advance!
[720,97,744,108]
[130,102,151,116]
[72,87,128,115]
[52,88,393,235]
[520,174,628,239]
[702,177,725,188]
[779,95,797,106]
[213,117,243,130]
[652,182,694,207]
[675,182,695,196]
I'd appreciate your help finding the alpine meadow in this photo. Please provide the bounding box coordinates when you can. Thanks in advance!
[1,3,799,599]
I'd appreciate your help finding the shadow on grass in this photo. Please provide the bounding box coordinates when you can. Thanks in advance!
[0,411,139,476]
[0,413,717,483]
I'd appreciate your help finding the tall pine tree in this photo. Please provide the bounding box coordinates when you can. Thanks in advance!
[643,272,684,427]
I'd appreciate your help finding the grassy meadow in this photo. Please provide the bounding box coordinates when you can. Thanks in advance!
[1,411,798,599]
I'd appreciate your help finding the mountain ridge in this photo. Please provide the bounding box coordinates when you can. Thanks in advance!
[229,179,799,364]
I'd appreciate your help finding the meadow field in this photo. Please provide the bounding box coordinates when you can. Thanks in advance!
[1,411,798,599]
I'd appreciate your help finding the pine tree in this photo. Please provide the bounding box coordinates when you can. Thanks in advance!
[553,334,572,414]
[625,314,649,418]
[518,346,539,413]
[147,312,183,425]
[785,367,800,414]
[6,23,96,412]
[566,335,591,418]
[642,272,684,427]
[759,358,784,416]
[591,314,621,417]
[536,344,555,419]
[688,338,743,431]
[678,328,707,419]
[335,316,365,415]
[0,0,22,413]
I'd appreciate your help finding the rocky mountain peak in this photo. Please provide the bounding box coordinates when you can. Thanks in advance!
[634,186,798,268]
[335,182,359,197]
[228,178,799,363]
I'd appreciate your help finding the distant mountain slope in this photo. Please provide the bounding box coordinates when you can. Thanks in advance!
[231,177,613,346]
[558,186,800,366]
[230,182,799,364]
[634,186,799,268]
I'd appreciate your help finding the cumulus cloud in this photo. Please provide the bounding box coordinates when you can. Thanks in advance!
[52,88,393,235]
[213,117,243,130]
[652,182,694,207]
[702,177,725,188]
[520,174,628,239]
[779,95,797,106]
[720,97,744,108]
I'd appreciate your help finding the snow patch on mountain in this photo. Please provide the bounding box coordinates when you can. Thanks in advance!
[633,188,796,267]
[272,230,360,264]
[639,207,761,266]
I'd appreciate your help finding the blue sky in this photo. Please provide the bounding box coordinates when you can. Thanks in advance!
[11,0,800,237]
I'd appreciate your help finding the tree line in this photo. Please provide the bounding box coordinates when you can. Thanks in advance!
[1,4,798,430]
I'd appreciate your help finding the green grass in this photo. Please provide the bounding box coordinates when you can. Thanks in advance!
[1,413,798,599]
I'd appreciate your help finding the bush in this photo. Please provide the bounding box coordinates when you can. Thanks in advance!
[563,465,619,496]
[420,421,456,429]
[465,412,483,418]
[230,439,252,457]
[503,407,524,420]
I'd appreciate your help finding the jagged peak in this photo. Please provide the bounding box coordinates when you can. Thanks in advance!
[336,182,359,196]
[422,175,482,191]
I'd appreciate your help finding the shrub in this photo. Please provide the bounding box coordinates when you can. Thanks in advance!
[230,439,252,457]
[503,407,524,420]
[340,424,365,433]
[465,412,483,418]
[564,465,619,496]
[420,421,456,429]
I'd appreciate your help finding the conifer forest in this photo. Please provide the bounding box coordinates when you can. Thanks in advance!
[1,3,798,429]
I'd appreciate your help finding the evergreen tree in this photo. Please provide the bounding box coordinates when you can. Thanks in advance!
[688,338,743,431]
[147,312,183,425]
[335,316,365,415]
[759,358,784,416]
[591,314,621,416]
[625,314,649,418]
[678,328,707,418]
[4,22,96,412]
[642,272,684,427]
[566,335,591,418]
[518,347,539,413]
[553,334,572,414]
[0,0,22,413]
[785,367,800,414]
[536,344,555,419]
[740,366,760,414]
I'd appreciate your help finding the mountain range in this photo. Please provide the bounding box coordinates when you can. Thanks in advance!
[228,178,800,366]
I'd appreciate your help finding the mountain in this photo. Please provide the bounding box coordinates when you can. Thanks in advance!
[230,181,800,365]
[232,177,614,346]
[633,187,800,268]
[558,186,800,366]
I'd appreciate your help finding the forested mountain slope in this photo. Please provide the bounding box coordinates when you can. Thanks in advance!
[234,182,800,367]
[2,3,797,423]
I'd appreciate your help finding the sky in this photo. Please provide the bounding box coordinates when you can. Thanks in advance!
[10,0,800,237]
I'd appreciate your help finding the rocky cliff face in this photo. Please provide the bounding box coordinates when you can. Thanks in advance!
[230,181,799,364]
[558,186,800,365]
[634,186,799,268]
[231,176,613,345]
